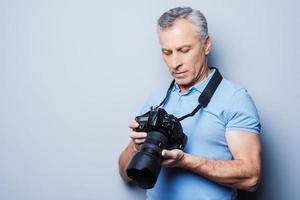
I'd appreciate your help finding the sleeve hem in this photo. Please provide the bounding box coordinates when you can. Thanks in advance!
[226,127,261,134]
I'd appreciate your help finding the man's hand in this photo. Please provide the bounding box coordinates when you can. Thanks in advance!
[161,149,185,167]
[118,121,147,182]
[128,121,147,151]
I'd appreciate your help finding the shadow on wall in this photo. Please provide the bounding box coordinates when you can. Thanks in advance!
[123,181,147,199]
[207,45,227,75]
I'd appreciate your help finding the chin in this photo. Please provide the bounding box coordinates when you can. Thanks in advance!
[175,78,193,87]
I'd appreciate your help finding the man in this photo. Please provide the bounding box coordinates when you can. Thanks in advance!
[119,7,261,200]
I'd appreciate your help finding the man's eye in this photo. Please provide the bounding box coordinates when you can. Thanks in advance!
[181,49,190,53]
[163,51,172,56]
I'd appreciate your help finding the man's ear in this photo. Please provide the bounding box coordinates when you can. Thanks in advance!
[204,36,212,55]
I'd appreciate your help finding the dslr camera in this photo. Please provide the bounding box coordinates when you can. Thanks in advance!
[126,107,187,189]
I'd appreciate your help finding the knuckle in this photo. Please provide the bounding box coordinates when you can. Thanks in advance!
[129,133,135,138]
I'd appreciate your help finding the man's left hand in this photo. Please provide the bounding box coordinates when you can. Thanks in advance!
[161,149,185,167]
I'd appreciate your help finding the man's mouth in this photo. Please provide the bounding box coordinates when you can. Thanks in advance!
[173,71,187,78]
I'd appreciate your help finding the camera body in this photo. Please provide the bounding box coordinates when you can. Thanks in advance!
[135,107,187,150]
[126,107,187,189]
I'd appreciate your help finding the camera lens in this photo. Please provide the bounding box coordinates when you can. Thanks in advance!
[126,131,168,189]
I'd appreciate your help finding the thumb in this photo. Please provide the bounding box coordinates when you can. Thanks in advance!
[161,150,177,159]
[129,121,139,129]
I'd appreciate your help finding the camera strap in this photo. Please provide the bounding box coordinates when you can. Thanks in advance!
[156,67,223,122]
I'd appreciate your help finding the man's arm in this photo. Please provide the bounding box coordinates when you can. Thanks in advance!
[118,141,137,183]
[161,131,261,191]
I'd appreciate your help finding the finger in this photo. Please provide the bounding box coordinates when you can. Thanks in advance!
[128,121,139,129]
[129,131,147,139]
[161,159,175,166]
[133,138,145,144]
[161,150,177,159]
[162,149,184,160]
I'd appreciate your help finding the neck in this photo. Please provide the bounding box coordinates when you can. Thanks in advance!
[180,65,211,93]
[196,65,211,84]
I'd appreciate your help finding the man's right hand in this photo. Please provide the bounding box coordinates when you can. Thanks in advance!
[129,121,147,151]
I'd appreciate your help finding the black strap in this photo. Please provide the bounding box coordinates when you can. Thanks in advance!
[156,67,223,122]
[178,68,222,121]
[155,80,175,108]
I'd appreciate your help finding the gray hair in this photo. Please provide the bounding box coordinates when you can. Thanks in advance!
[157,7,208,42]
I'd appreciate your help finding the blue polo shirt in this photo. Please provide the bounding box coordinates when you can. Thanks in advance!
[139,70,261,200]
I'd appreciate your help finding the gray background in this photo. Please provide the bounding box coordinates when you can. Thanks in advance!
[0,0,299,199]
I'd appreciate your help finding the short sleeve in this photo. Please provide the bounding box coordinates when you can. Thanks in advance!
[225,88,261,134]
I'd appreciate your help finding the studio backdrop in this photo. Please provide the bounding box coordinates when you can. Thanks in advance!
[0,0,299,199]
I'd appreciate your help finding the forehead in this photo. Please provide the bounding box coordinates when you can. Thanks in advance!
[159,18,200,48]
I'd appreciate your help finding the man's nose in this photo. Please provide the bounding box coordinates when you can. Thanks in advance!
[171,54,182,69]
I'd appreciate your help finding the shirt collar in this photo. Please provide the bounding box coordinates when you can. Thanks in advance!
[173,69,216,94]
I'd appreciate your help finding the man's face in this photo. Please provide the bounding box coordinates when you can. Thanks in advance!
[159,19,211,92]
